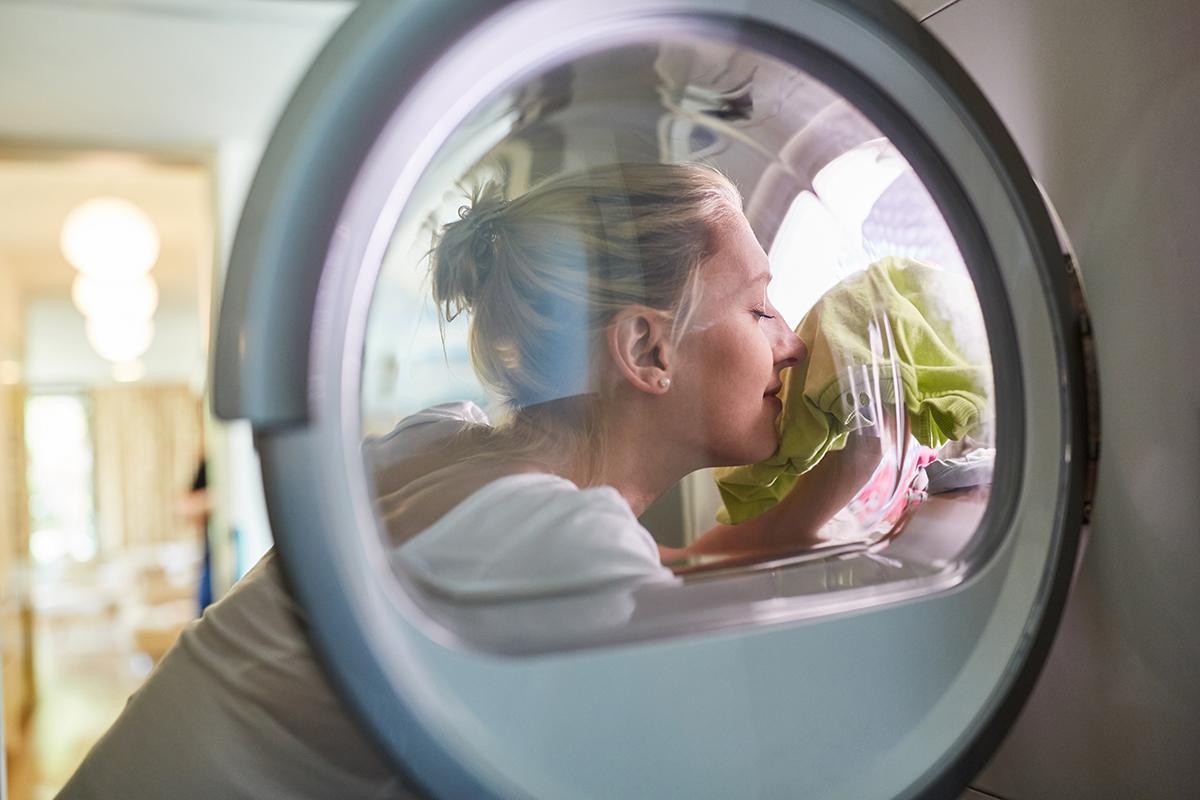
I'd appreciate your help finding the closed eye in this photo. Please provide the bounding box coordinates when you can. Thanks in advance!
[752,308,776,320]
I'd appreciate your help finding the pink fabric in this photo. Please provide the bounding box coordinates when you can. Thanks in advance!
[845,443,937,529]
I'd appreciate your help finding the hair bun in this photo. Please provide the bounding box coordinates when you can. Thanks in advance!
[431,181,509,319]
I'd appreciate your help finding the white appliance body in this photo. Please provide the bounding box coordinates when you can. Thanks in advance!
[923,1,1200,797]
[210,0,1198,797]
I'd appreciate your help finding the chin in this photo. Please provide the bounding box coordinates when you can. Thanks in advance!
[756,415,783,457]
[706,413,781,467]
[735,429,780,466]
[708,437,773,469]
[749,438,779,464]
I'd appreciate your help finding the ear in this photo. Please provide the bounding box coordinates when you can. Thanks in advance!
[606,307,674,395]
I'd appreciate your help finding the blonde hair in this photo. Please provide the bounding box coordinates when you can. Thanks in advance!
[429,161,741,479]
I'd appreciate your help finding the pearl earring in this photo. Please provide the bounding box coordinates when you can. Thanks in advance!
[658,376,671,390]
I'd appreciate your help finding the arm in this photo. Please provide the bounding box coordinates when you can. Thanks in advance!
[684,431,881,558]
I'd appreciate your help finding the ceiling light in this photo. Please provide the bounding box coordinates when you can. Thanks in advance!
[86,319,155,363]
[111,360,146,383]
[71,273,159,322]
[60,196,160,279]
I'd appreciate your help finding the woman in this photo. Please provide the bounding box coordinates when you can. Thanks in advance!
[371,161,813,599]
[61,162,858,799]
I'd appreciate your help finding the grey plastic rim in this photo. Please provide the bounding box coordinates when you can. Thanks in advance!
[215,1,1090,797]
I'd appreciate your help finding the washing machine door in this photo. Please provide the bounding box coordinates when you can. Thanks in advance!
[213,1,1095,797]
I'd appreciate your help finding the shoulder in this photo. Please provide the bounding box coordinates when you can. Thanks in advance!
[59,552,409,798]
[364,401,490,469]
[394,474,674,600]
[372,400,490,442]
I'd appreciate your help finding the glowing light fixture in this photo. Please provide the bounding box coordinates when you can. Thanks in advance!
[62,196,162,365]
[71,273,159,322]
[86,318,155,363]
[60,196,160,279]
[111,359,146,383]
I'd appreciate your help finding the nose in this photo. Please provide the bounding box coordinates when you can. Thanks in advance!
[770,312,807,368]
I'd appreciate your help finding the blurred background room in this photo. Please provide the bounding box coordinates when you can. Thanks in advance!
[0,1,354,797]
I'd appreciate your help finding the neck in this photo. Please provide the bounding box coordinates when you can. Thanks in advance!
[511,395,697,517]
[569,408,695,518]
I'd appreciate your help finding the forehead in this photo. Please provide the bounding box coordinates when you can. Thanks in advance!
[702,213,770,291]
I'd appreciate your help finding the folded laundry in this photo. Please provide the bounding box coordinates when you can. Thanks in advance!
[926,447,996,494]
[716,256,993,524]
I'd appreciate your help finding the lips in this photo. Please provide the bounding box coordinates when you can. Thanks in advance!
[763,383,782,398]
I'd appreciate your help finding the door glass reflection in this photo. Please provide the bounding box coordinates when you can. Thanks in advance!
[358,32,995,650]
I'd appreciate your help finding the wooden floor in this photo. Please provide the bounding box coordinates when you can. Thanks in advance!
[5,552,197,800]
[7,609,148,800]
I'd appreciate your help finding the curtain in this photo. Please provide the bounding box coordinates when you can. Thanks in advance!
[0,383,33,749]
[0,383,27,578]
[91,384,203,554]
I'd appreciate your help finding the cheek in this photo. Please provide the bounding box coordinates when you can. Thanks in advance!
[698,331,751,384]
[682,321,773,415]
[679,327,780,464]
[731,326,775,388]
[711,329,773,414]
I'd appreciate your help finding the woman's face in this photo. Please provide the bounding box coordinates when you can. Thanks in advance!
[672,211,807,467]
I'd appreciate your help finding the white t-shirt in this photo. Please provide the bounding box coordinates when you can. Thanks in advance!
[60,402,672,799]
[375,402,673,600]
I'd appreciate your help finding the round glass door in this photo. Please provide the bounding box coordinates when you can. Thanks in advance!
[214,1,1092,797]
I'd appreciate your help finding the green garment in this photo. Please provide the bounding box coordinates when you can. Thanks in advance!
[715,256,993,524]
